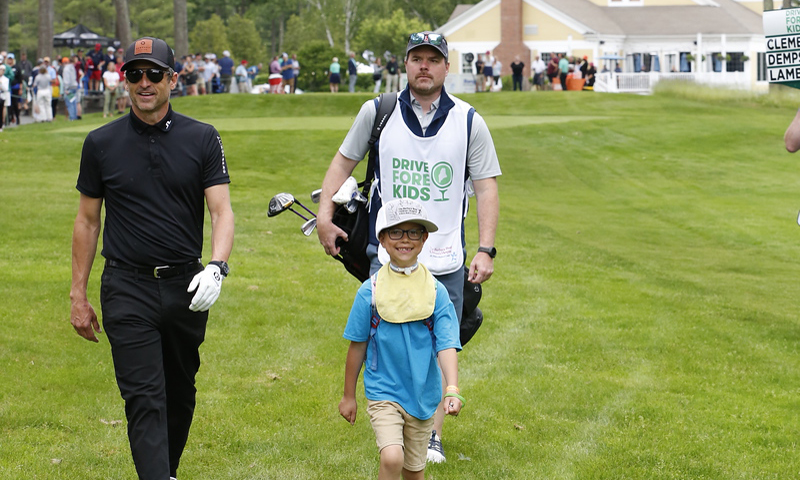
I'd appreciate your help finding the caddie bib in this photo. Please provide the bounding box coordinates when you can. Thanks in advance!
[377,95,470,275]
[374,263,436,323]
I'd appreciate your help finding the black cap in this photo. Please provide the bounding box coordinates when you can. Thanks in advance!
[405,31,448,61]
[121,37,174,71]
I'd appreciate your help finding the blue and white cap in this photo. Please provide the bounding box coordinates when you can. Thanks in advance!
[375,199,439,235]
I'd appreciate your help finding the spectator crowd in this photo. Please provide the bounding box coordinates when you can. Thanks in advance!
[326,51,403,94]
[0,43,605,133]
[0,45,272,130]
[1,43,131,127]
[174,50,264,96]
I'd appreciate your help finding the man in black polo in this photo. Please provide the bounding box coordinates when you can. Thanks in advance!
[70,36,234,480]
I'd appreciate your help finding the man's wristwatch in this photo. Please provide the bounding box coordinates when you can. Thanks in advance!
[477,246,497,259]
[208,260,230,277]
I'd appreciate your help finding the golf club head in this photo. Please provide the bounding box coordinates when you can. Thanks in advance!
[352,191,367,204]
[311,189,322,204]
[344,199,359,214]
[268,192,295,217]
[332,176,359,205]
[301,218,317,236]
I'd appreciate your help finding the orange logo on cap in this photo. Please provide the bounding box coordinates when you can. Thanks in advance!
[134,39,153,55]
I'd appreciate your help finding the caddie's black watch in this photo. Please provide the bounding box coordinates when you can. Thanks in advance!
[209,260,230,277]
[477,246,497,259]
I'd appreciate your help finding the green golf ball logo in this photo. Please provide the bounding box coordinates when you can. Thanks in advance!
[432,162,453,202]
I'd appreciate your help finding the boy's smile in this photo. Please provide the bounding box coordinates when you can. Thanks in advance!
[378,221,428,268]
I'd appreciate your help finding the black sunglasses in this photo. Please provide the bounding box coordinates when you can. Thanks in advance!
[408,32,445,47]
[125,68,169,84]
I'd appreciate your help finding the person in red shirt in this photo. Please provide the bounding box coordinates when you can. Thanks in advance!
[87,43,105,91]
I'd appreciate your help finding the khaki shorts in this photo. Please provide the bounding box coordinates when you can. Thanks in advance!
[367,400,434,472]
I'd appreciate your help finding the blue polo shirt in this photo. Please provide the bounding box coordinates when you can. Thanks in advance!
[343,278,461,420]
[281,59,293,80]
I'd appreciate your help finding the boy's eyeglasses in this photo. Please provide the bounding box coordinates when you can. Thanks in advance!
[125,68,169,84]
[408,32,445,47]
[387,228,425,241]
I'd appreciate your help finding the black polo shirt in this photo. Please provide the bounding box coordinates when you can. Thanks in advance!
[77,106,230,267]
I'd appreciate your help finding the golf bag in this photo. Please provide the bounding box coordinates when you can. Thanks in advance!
[461,266,483,346]
[332,204,371,282]
[331,92,397,282]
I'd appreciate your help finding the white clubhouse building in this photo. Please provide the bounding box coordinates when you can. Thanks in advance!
[436,0,771,93]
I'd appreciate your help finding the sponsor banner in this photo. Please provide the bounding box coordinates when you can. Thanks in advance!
[764,8,800,89]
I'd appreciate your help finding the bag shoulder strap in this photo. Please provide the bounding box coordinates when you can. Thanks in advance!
[369,92,398,147]
[368,273,380,370]
[362,92,398,193]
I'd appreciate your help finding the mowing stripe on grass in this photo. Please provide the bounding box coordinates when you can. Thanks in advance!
[51,115,605,134]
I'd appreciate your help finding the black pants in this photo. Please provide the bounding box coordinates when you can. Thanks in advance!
[7,96,20,125]
[101,263,207,480]
[512,74,522,91]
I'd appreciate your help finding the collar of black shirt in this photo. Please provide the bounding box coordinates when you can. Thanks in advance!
[130,105,175,134]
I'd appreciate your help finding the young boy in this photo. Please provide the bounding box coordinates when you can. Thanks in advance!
[339,198,464,480]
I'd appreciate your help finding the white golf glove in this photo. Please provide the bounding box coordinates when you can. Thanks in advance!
[188,264,223,312]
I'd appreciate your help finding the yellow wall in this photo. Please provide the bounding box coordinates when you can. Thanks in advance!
[639,0,697,5]
[447,4,502,43]
[523,3,584,41]
[583,0,763,12]
[572,49,595,61]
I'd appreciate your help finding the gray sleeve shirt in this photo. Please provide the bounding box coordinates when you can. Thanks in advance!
[62,65,78,88]
[338,94,501,181]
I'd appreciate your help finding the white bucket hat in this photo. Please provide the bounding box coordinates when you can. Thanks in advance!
[375,199,438,235]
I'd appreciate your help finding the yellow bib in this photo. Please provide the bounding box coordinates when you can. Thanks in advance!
[374,263,436,323]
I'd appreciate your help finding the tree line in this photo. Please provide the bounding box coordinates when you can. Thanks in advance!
[764,0,800,10]
[0,0,470,66]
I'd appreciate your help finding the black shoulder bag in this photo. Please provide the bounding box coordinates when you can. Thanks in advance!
[332,92,398,282]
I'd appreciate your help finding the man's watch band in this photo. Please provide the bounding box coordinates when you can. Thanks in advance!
[477,246,497,259]
[209,260,230,277]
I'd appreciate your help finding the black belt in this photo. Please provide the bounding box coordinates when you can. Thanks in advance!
[105,259,202,279]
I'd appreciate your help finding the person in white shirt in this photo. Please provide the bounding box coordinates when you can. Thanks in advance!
[32,65,53,122]
[61,56,80,121]
[491,57,502,90]
[194,54,206,94]
[0,64,10,131]
[235,60,250,93]
[531,55,546,91]
[203,54,216,94]
[102,61,119,118]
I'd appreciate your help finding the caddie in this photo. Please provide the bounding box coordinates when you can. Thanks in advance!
[317,31,501,463]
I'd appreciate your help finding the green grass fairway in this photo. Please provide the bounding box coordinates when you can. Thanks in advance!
[53,114,606,134]
[2,86,800,479]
